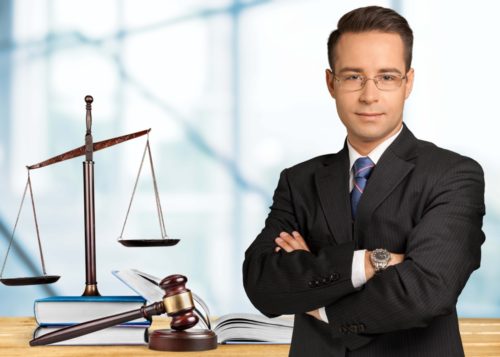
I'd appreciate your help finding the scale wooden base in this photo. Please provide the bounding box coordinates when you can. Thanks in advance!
[149,329,217,352]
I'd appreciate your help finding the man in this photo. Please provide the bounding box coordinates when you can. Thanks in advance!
[242,6,485,357]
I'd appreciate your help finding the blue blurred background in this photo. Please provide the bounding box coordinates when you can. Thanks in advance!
[0,0,499,317]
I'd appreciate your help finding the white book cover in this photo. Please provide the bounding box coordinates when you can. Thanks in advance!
[33,325,148,345]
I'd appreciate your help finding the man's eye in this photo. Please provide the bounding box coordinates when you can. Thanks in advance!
[379,74,397,81]
[344,75,363,81]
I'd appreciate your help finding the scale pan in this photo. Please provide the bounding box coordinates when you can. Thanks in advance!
[118,239,180,247]
[0,275,60,286]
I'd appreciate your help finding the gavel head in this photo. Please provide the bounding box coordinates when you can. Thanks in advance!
[159,275,199,330]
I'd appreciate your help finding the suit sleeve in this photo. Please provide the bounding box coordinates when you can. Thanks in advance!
[243,168,358,316]
[325,157,485,340]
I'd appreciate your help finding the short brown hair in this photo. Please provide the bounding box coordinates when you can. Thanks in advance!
[327,6,413,72]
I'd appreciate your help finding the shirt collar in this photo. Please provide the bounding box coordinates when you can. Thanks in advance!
[347,125,403,170]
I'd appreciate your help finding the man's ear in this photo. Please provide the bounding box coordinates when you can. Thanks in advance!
[404,68,415,99]
[325,69,336,99]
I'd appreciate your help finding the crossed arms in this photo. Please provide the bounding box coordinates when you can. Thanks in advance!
[242,156,485,339]
[274,230,403,320]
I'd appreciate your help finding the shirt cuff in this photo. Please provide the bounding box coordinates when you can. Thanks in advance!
[352,249,367,288]
[318,307,329,323]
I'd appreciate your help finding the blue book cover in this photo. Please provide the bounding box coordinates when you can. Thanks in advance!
[34,295,149,327]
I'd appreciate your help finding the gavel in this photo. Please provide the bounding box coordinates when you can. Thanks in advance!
[30,274,216,351]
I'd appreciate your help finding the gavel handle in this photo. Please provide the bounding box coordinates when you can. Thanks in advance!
[30,301,165,346]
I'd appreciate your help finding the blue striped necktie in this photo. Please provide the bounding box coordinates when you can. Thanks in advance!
[351,157,375,219]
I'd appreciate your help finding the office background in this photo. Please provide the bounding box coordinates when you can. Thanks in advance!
[0,0,498,317]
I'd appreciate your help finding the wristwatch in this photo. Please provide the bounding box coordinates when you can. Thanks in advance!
[370,249,391,272]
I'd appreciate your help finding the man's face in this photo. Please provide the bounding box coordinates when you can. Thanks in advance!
[326,31,414,150]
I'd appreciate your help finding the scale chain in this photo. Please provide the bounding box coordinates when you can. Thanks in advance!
[119,137,168,240]
[0,177,30,278]
[0,170,47,277]
[119,140,148,240]
[147,140,168,239]
[28,172,47,275]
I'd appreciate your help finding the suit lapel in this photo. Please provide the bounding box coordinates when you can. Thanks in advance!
[313,124,419,245]
[355,124,418,230]
[315,146,353,245]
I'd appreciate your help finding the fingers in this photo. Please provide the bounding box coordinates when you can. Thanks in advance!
[291,231,310,252]
[275,235,294,253]
[274,231,310,253]
[278,232,302,252]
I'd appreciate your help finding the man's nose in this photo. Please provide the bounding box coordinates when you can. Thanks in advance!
[359,79,379,104]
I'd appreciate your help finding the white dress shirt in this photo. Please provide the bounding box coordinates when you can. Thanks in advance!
[318,125,403,323]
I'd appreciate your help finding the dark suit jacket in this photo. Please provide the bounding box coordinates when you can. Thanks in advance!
[243,124,485,356]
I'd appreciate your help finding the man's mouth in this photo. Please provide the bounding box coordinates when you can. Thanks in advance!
[356,112,384,117]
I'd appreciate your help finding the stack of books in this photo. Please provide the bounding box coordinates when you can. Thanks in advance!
[32,269,294,345]
[33,295,149,345]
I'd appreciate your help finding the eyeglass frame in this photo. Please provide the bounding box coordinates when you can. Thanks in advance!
[332,71,409,92]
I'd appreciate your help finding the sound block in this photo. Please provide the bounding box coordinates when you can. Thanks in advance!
[149,329,217,352]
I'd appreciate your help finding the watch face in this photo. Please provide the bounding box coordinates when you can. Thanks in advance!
[373,249,390,261]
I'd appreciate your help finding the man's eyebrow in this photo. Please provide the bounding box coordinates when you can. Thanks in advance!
[378,68,403,75]
[336,67,404,75]
[337,67,364,74]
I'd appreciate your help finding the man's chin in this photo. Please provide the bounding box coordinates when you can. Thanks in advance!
[349,128,397,146]
[350,123,402,143]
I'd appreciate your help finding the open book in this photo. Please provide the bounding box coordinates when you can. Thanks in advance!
[112,269,293,344]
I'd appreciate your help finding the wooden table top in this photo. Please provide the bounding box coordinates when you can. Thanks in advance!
[1,317,499,356]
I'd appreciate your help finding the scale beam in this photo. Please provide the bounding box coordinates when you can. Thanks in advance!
[27,128,151,170]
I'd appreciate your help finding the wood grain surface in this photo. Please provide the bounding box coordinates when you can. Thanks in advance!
[0,317,499,356]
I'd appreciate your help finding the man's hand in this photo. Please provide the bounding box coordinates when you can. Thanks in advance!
[274,231,310,253]
[364,251,405,281]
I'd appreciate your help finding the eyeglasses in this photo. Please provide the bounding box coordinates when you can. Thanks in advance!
[333,73,407,92]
